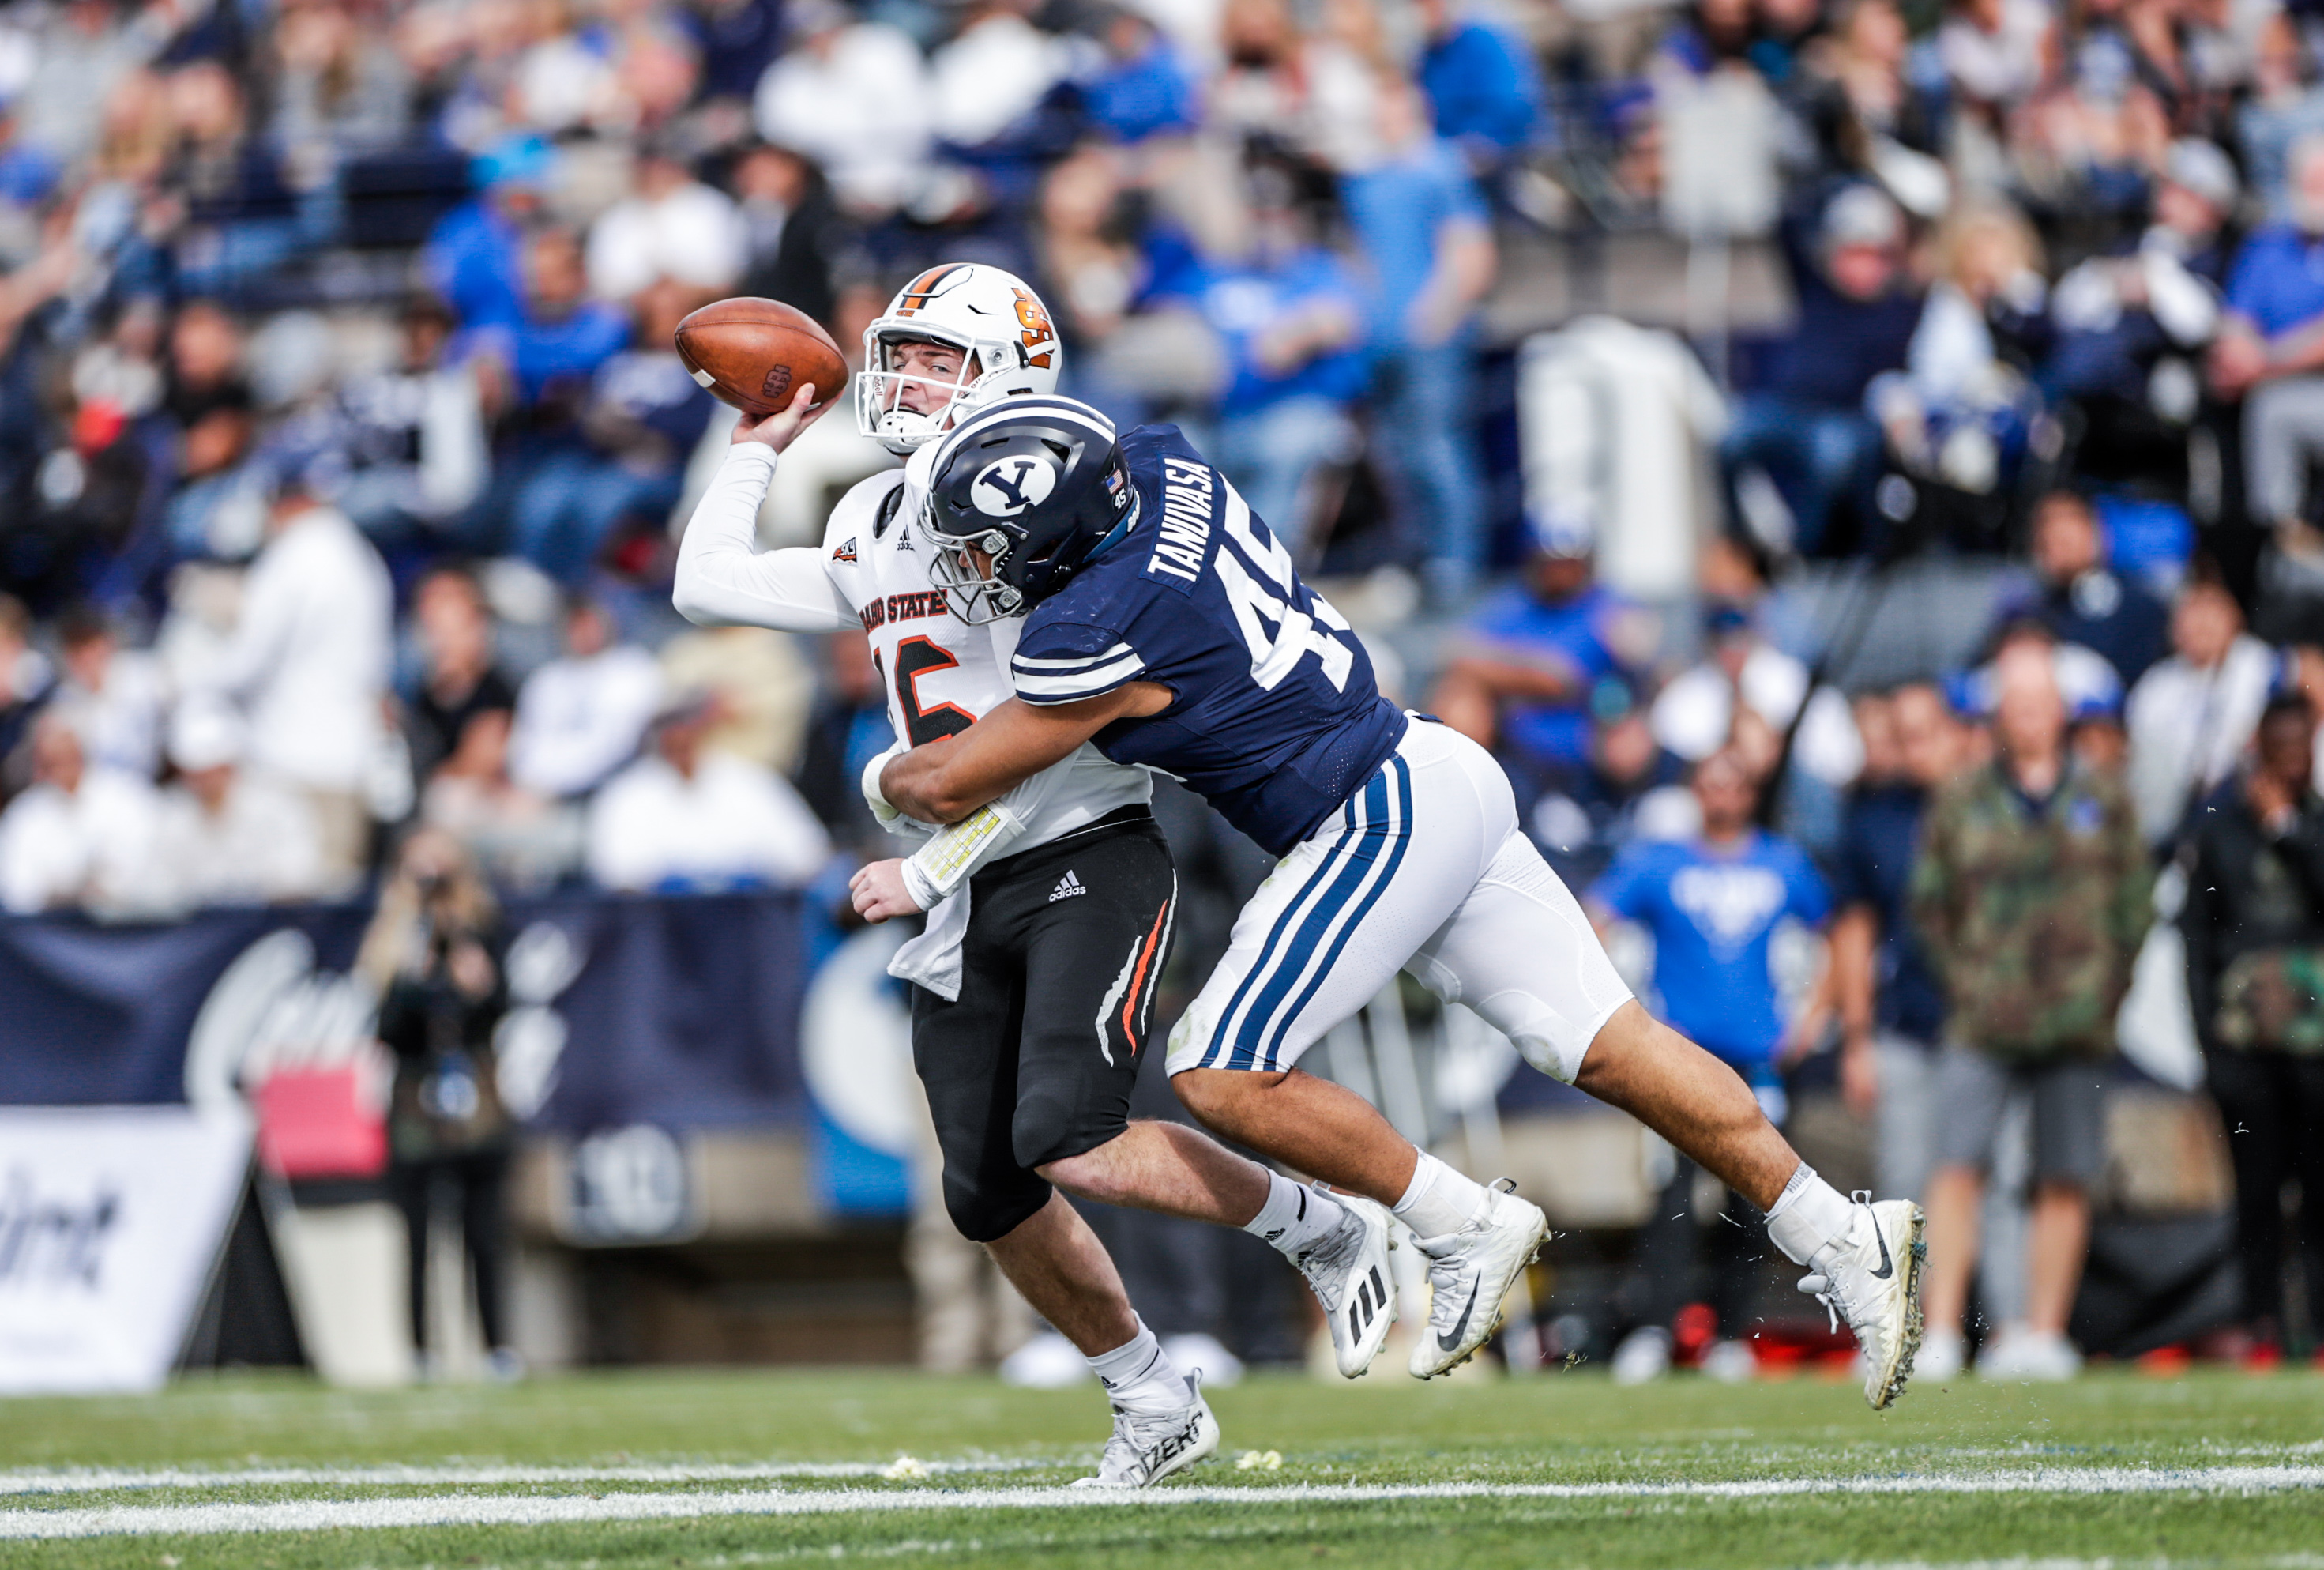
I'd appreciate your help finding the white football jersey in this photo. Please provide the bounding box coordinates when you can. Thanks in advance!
[819,462,1150,854]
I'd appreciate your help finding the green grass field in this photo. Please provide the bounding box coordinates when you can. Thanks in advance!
[4,1367,2321,1568]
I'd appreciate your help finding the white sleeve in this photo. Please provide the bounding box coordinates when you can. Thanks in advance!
[0,804,46,913]
[585,778,652,891]
[671,445,859,631]
[209,553,296,700]
[2142,249,2221,347]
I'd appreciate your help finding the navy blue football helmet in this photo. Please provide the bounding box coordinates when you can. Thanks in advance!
[919,397,1138,623]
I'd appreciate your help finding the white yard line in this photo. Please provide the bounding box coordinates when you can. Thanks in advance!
[1,1466,2319,1540]
[0,1460,1039,1497]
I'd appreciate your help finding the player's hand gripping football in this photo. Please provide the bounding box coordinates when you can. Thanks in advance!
[730,380,829,455]
[849,858,923,924]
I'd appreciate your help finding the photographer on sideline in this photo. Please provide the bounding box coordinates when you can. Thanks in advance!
[357,826,519,1382]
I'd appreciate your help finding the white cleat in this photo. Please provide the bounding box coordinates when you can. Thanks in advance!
[1069,1372,1220,1489]
[1408,1179,1549,1380]
[1286,1183,1398,1378]
[1797,1195,1926,1410]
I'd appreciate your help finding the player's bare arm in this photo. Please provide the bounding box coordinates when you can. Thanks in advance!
[878,683,1171,824]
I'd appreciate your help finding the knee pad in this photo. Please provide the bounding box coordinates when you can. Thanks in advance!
[941,1166,1051,1244]
[1010,1075,1127,1173]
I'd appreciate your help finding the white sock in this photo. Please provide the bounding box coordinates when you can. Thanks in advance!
[1087,1319,1189,1415]
[1391,1152,1489,1240]
[1243,1170,1344,1257]
[1764,1165,1857,1267]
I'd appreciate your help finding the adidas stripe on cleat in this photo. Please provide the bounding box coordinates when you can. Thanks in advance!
[1284,1184,1398,1378]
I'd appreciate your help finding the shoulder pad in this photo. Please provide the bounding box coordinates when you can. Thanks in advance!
[874,480,908,540]
[825,469,907,552]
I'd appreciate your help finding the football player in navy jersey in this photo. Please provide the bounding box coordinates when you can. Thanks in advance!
[861,395,1928,1406]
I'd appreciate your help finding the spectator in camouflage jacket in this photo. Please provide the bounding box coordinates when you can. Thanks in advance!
[1907,643,2153,1380]
[2181,693,2324,1357]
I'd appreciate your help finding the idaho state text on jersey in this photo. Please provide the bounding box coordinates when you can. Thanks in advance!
[860,589,950,631]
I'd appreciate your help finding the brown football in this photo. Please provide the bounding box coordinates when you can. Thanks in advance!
[673,297,849,416]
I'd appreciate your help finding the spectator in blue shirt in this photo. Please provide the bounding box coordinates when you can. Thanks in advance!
[1161,158,1367,557]
[2014,491,2172,689]
[1721,184,1920,557]
[474,228,631,409]
[2213,134,2324,539]
[1590,747,1833,1379]
[1429,508,1648,781]
[1592,753,1834,1088]
[1085,8,1198,145]
[1414,0,1542,171]
[1341,77,1497,601]
[455,228,631,558]
[508,279,712,583]
[422,136,555,332]
[1524,676,1694,890]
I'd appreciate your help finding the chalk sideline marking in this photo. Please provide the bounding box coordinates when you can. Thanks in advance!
[2,1466,2320,1540]
[0,1460,1040,1497]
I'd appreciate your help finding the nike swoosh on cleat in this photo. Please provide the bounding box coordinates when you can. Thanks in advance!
[1436,1286,1479,1352]
[1869,1219,1894,1282]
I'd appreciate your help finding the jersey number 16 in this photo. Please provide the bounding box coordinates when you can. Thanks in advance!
[874,636,977,747]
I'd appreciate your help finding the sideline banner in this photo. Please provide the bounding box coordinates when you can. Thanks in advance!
[0,1107,251,1393]
[0,893,811,1134]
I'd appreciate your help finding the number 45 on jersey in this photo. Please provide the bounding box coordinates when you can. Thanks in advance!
[1211,484,1356,693]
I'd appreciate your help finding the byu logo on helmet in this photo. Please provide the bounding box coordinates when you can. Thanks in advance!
[973,455,1057,517]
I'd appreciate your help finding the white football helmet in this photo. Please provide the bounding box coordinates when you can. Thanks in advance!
[855,263,1064,456]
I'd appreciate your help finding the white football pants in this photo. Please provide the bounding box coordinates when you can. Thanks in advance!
[1164,717,1634,1083]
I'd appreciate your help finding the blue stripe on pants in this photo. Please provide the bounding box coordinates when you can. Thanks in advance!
[1260,755,1415,1071]
[1224,764,1405,1072]
[1199,770,1384,1071]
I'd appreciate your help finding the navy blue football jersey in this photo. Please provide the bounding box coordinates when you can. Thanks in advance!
[1008,425,1406,855]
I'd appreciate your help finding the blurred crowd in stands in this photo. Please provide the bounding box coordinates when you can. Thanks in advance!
[4,0,2324,1374]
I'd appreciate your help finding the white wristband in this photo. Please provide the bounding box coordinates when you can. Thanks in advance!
[861,739,908,826]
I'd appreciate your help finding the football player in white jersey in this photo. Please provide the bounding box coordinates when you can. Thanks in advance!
[672,265,1401,1488]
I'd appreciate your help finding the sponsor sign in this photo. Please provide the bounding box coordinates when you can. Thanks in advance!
[0,1106,251,1393]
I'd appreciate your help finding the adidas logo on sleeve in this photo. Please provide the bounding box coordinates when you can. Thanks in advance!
[1049,871,1087,902]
